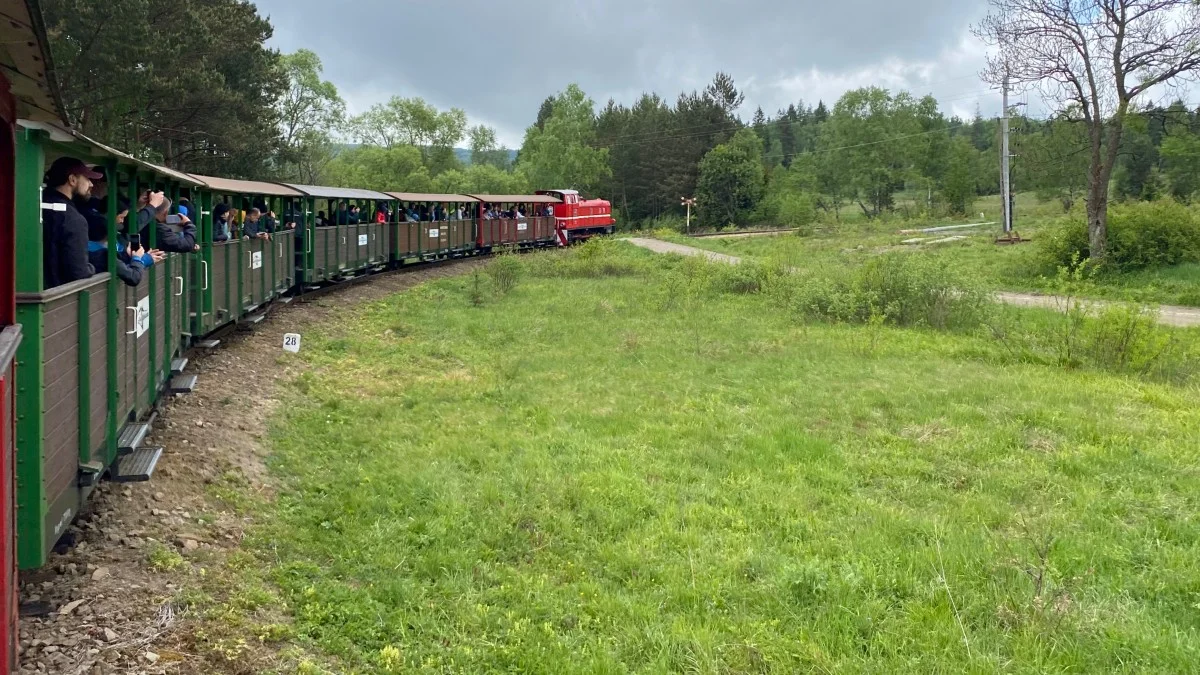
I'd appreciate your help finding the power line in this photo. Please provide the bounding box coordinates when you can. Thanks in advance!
[760,123,965,163]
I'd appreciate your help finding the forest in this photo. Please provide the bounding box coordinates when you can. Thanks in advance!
[40,0,1200,234]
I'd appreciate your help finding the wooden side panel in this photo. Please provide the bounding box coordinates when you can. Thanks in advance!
[39,294,78,527]
[153,257,168,389]
[245,240,264,308]
[212,243,232,325]
[314,228,331,280]
[133,283,151,417]
[87,285,107,462]
[396,221,418,258]
[335,225,351,272]
[117,283,136,425]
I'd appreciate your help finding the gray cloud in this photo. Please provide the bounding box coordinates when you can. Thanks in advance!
[256,0,1000,146]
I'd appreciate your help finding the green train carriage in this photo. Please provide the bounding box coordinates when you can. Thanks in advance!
[12,120,205,569]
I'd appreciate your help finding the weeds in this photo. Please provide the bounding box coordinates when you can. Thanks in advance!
[486,249,523,296]
[147,542,185,572]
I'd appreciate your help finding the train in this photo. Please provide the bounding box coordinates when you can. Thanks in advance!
[0,1,615,669]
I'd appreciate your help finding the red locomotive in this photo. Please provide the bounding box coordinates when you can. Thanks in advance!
[537,190,616,243]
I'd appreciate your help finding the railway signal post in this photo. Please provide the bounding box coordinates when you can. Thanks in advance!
[681,197,695,235]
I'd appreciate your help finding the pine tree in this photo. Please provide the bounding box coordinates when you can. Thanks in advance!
[779,105,798,167]
[752,107,768,147]
[812,101,829,124]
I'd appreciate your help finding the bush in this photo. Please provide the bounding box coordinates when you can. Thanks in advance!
[486,251,523,295]
[711,259,785,295]
[526,237,649,279]
[984,301,1200,383]
[1040,200,1200,272]
[779,252,992,331]
[776,193,818,234]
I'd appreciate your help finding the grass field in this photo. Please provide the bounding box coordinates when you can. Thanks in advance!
[243,243,1200,673]
[677,195,1200,307]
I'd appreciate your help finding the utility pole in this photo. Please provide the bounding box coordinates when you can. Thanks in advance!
[1000,72,1012,235]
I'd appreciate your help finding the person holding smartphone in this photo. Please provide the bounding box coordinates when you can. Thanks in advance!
[87,198,165,287]
[137,192,199,253]
[241,208,270,240]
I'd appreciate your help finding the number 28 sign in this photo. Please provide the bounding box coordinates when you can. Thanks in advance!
[283,333,301,353]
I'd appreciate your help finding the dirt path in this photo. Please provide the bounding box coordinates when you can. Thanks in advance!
[18,259,486,675]
[625,238,1200,328]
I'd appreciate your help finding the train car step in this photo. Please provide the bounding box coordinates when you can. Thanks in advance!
[171,357,188,375]
[111,446,164,483]
[117,422,152,457]
[169,375,198,394]
[238,313,266,330]
[198,339,220,349]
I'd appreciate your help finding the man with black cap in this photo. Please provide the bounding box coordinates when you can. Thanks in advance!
[43,156,103,289]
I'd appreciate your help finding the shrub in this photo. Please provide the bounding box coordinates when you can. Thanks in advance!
[780,253,992,331]
[486,250,523,295]
[1039,200,1200,272]
[984,301,1200,383]
[710,259,785,295]
[776,193,818,234]
[526,237,649,279]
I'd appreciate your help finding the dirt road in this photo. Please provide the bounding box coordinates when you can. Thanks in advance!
[625,238,1200,328]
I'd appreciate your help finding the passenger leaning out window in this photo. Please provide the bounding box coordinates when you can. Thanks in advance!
[138,193,199,253]
[88,198,165,287]
[213,203,233,242]
[242,208,270,240]
[42,156,103,289]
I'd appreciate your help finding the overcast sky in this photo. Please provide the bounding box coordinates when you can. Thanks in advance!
[255,0,1005,147]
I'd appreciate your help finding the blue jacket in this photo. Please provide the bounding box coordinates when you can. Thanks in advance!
[88,241,152,287]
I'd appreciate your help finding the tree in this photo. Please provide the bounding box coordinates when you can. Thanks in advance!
[1160,133,1200,201]
[976,0,1200,260]
[44,0,286,176]
[348,96,467,168]
[752,107,768,147]
[778,105,797,167]
[1021,115,1090,211]
[704,72,745,117]
[325,145,430,192]
[823,87,925,218]
[468,124,511,169]
[696,129,765,227]
[942,137,978,215]
[518,84,611,191]
[535,97,555,131]
[277,49,345,183]
[812,101,829,124]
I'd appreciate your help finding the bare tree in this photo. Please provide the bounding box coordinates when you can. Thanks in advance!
[975,1,1200,260]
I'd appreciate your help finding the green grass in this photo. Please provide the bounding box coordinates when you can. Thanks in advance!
[252,245,1200,673]
[675,194,1200,307]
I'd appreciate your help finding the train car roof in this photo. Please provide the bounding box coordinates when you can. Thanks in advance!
[18,120,203,186]
[469,194,562,204]
[385,192,475,203]
[281,183,394,200]
[189,174,306,197]
[0,0,66,123]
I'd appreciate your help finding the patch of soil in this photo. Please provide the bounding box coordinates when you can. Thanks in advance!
[17,260,485,674]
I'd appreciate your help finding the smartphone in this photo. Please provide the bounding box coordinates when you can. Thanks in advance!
[165,214,182,225]
[129,233,141,250]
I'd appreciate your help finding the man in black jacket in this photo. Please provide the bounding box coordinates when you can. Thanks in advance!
[137,195,198,253]
[43,156,103,289]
